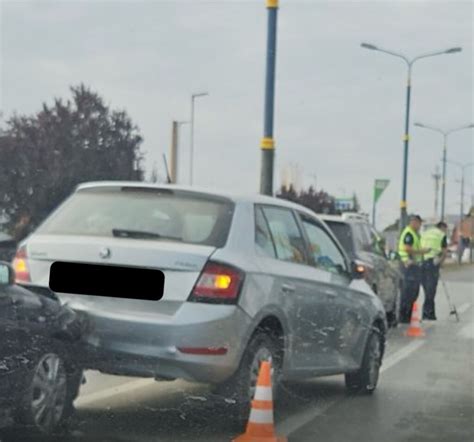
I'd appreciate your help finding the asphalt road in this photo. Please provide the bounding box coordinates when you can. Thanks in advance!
[20,265,474,441]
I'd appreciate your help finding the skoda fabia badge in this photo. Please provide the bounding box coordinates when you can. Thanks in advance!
[99,247,111,259]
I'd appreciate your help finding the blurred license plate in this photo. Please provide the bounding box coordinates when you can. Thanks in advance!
[49,261,165,301]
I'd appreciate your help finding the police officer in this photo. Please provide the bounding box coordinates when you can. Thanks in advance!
[420,221,448,320]
[398,215,431,323]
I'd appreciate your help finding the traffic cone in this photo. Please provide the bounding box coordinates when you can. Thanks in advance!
[233,360,287,442]
[404,302,425,337]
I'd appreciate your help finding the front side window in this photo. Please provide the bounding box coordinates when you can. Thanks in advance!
[300,215,347,274]
[262,206,307,264]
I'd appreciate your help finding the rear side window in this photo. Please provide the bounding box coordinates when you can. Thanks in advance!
[353,222,371,251]
[36,188,234,248]
[261,206,307,264]
[300,216,347,274]
[368,227,385,256]
[254,206,277,258]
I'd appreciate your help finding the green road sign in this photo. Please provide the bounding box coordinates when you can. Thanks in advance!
[374,179,390,203]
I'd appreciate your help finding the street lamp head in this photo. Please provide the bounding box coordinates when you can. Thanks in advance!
[445,47,462,54]
[361,42,378,50]
[193,92,209,98]
[414,122,425,128]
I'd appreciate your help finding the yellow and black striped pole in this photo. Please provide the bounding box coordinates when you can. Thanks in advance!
[260,0,279,196]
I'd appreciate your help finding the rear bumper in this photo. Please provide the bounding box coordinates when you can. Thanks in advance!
[81,345,238,384]
[75,302,251,384]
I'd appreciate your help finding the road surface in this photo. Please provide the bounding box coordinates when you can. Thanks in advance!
[31,265,474,441]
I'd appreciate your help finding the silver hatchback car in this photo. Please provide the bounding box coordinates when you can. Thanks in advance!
[14,182,386,419]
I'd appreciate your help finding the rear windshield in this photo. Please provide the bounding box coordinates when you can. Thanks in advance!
[37,188,234,248]
[324,221,355,255]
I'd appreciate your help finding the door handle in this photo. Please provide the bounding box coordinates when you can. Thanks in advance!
[281,284,295,293]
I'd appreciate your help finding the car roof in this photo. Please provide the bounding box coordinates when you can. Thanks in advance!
[319,214,370,225]
[75,181,319,217]
[317,214,346,223]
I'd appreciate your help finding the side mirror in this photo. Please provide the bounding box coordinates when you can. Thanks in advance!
[0,261,15,286]
[351,260,366,280]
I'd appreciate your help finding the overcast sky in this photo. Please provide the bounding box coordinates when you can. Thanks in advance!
[1,0,473,229]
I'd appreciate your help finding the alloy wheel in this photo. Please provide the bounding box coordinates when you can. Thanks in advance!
[30,353,67,433]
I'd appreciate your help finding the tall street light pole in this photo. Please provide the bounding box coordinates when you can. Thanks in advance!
[190,92,209,185]
[360,43,462,230]
[415,122,473,221]
[260,0,279,196]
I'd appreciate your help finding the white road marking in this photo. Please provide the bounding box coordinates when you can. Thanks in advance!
[380,340,425,374]
[278,338,425,436]
[76,378,155,407]
[457,303,471,315]
[276,396,338,436]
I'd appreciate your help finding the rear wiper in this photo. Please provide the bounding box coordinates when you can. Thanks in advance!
[112,229,182,241]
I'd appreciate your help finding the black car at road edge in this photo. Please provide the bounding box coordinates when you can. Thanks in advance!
[0,260,85,439]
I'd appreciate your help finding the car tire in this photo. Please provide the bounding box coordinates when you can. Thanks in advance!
[15,349,77,438]
[213,330,283,429]
[345,327,383,395]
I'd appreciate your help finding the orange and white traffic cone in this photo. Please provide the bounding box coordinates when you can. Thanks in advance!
[233,360,287,442]
[404,302,425,337]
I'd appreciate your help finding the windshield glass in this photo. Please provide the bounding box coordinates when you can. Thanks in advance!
[37,189,234,247]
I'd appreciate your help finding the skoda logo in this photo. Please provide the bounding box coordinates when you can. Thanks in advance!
[99,247,111,259]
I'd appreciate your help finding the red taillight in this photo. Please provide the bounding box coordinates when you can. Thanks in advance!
[12,246,31,283]
[189,261,244,303]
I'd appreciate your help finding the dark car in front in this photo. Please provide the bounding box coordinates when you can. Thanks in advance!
[0,261,86,439]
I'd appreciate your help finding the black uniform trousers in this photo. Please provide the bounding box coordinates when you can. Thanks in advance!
[421,258,439,319]
[400,263,421,323]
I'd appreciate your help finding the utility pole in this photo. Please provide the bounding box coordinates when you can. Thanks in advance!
[432,166,441,219]
[169,120,189,184]
[170,121,178,184]
[415,122,474,221]
[447,160,473,226]
[260,0,279,195]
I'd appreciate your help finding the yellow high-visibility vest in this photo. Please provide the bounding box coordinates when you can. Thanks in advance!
[421,227,445,260]
[398,226,422,263]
